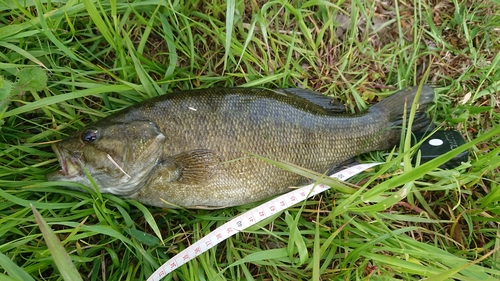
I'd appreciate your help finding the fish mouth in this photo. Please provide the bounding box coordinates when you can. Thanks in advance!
[48,143,82,179]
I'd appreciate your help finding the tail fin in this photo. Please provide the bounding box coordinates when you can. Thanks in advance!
[370,84,435,132]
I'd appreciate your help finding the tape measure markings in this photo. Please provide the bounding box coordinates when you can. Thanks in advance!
[147,162,382,281]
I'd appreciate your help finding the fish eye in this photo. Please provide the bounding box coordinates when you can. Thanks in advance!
[81,129,99,143]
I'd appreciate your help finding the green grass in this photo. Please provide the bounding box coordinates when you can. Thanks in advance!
[1,0,500,280]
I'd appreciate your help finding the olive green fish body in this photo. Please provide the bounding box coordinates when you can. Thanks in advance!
[48,86,434,208]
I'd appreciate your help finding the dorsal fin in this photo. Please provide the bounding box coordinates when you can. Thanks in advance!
[278,88,346,113]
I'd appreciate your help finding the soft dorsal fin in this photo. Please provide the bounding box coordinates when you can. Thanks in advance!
[278,88,346,113]
[161,149,220,184]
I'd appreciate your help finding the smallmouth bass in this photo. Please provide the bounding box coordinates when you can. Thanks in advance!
[47,86,434,208]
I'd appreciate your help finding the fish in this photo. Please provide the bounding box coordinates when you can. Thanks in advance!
[47,85,434,208]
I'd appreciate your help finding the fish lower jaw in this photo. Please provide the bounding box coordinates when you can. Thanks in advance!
[65,160,81,177]
[48,160,83,181]
[46,168,84,182]
[52,145,83,177]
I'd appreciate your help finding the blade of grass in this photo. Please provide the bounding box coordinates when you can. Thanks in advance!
[123,32,163,98]
[0,252,35,281]
[128,200,164,245]
[30,204,83,281]
[2,84,133,118]
[223,0,236,73]
[82,0,116,50]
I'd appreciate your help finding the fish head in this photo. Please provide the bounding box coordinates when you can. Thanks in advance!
[47,120,166,196]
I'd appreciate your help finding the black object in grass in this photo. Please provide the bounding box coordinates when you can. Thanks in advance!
[412,130,468,169]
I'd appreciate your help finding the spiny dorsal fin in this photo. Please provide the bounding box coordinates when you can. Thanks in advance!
[278,88,346,113]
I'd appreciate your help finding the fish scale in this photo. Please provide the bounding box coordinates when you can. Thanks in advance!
[47,86,434,208]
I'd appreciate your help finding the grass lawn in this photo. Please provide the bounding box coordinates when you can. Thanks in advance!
[1,0,500,280]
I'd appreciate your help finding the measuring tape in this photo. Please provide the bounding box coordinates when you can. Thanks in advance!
[147,162,382,281]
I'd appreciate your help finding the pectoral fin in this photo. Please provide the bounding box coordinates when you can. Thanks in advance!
[161,149,221,184]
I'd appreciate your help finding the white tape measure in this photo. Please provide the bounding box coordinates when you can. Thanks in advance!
[147,162,382,281]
